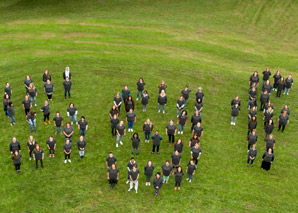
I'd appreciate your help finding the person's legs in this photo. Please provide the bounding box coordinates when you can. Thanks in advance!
[33,120,36,131]
[74,115,77,124]
[181,125,185,133]
[15,164,18,171]
[278,124,281,131]
[116,135,120,145]
[282,125,285,133]
[171,135,175,144]
[168,135,171,143]
[136,147,139,155]
[64,89,67,99]
[248,144,251,150]
[162,105,165,112]
[129,181,133,190]
[29,123,33,132]
[157,146,160,153]
[251,159,254,165]
[40,159,44,168]
[152,145,156,153]
[36,159,38,169]
[135,180,138,192]
[190,124,195,133]
[158,104,161,112]
[185,98,188,106]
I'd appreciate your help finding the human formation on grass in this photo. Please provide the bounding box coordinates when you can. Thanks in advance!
[4,67,293,196]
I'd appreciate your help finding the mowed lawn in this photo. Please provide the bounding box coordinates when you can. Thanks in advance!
[0,0,297,212]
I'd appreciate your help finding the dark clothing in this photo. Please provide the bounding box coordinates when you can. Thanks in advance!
[174,171,184,183]
[125,100,135,112]
[121,89,131,101]
[129,169,139,181]
[126,112,136,122]
[77,139,87,150]
[143,123,153,133]
[191,114,201,125]
[63,80,72,91]
[279,114,289,126]
[11,154,22,165]
[176,99,185,109]
[281,107,290,116]
[265,124,274,136]
[108,168,119,180]
[151,134,162,146]
[63,143,72,152]
[247,134,258,145]
[265,138,275,150]
[131,137,140,148]
[43,73,51,82]
[263,151,274,162]
[109,109,119,117]
[24,79,33,88]
[231,99,241,109]
[127,161,137,171]
[28,88,37,97]
[181,89,192,100]
[27,141,37,151]
[162,164,172,176]
[248,121,257,131]
[195,102,203,112]
[231,106,240,117]
[63,71,71,80]
[187,164,196,175]
[191,147,202,159]
[22,99,31,109]
[144,165,154,177]
[8,106,15,117]
[260,93,269,105]
[189,137,200,148]
[262,71,271,81]
[33,149,44,160]
[171,153,181,166]
[174,143,183,153]
[273,74,282,88]
[40,104,50,115]
[53,116,63,127]
[158,95,167,105]
[249,75,259,85]
[106,156,117,168]
[116,124,125,135]
[193,125,203,137]
[248,148,257,158]
[63,126,74,136]
[137,81,145,91]
[141,94,149,105]
[111,118,119,128]
[10,141,21,153]
[158,85,167,93]
[78,119,88,129]
[67,107,77,116]
[152,145,160,153]
[46,139,56,149]
[178,115,188,126]
[4,86,12,97]
[195,91,204,101]
[264,112,273,124]
[285,78,293,88]
[44,83,54,94]
[114,96,122,106]
[153,176,163,189]
[166,124,177,135]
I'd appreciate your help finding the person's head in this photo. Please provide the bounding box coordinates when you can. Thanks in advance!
[30,110,36,116]
[193,134,198,139]
[133,133,138,139]
[155,130,159,135]
[112,105,117,110]
[177,138,182,144]
[174,150,179,155]
[5,82,9,87]
[280,77,284,82]
[268,148,272,154]
[252,129,256,135]
[26,75,31,80]
[265,80,270,85]
[44,100,48,105]
[146,119,150,124]
[253,71,258,76]
[269,119,273,125]
[46,79,51,84]
[189,159,194,165]
[252,86,256,91]
[283,111,287,116]
[81,116,85,122]
[49,136,53,141]
[177,166,182,172]
[196,122,201,127]
[143,90,148,95]
[65,77,69,82]
[147,160,152,166]
[169,120,174,125]
[160,90,165,96]
[252,143,256,149]
[288,74,292,79]
[113,114,117,119]
[269,134,273,140]
[65,139,70,144]
[263,90,268,94]
[128,96,132,101]
[45,70,49,75]
[251,116,257,122]
[179,95,184,100]
[25,95,29,100]
[132,164,137,171]
[198,87,203,92]
[251,106,256,112]
[235,96,239,100]
[267,100,272,106]
[284,105,288,110]
[181,110,187,116]
[129,108,133,113]
[116,92,120,98]
[56,112,60,117]
[14,151,19,157]
[12,137,16,143]
[65,66,69,72]
[29,83,34,89]
[109,152,113,158]
[156,172,161,179]
[195,110,199,116]
[276,70,280,75]
[124,85,128,90]
[29,135,34,142]
[4,94,9,100]
[66,122,70,128]
[130,157,135,162]
[266,67,270,72]
[195,142,199,148]
[111,163,116,169]
[9,102,13,107]
[165,160,169,166]
[267,107,272,113]
[69,103,74,108]
[35,144,40,151]
[79,135,84,141]
[161,80,165,86]
[119,120,123,126]
[139,78,143,83]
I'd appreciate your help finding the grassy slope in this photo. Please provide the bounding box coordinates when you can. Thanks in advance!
[0,0,297,212]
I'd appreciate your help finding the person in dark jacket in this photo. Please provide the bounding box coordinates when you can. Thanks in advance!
[158,90,167,113]
[27,111,37,133]
[27,135,37,161]
[77,135,87,158]
[116,121,126,148]
[109,105,119,119]
[46,136,56,158]
[78,116,88,137]
[63,122,74,142]
[248,86,257,109]
[192,122,204,139]
[10,137,21,154]
[144,160,154,186]
[153,172,163,197]
[186,160,196,183]
[178,110,188,134]
[110,114,119,138]
[63,139,72,163]
[166,120,177,145]
[264,119,274,138]
[141,90,149,112]
[171,150,181,174]
[249,71,259,86]
[248,97,258,111]
[278,111,289,133]
[174,166,184,191]
[281,105,290,116]
[11,151,22,174]
[231,103,240,125]
[195,87,204,102]
[181,86,192,106]
[24,75,33,93]
[40,100,51,125]
[189,134,200,148]
[106,152,117,169]
[263,107,273,127]
[44,79,54,100]
[191,142,202,167]
[63,66,71,80]
[22,95,32,116]
[121,85,131,104]
[265,134,275,152]
[151,130,163,154]
[262,80,272,94]
[248,106,257,121]
[247,129,258,151]
[158,80,167,94]
[272,70,281,91]
[263,100,274,113]
[262,68,271,86]
[174,139,183,154]
[143,119,153,143]
[63,77,72,99]
[4,82,12,99]
[247,143,257,167]
[247,116,257,136]
[161,160,172,184]
[136,78,145,101]
[126,157,137,184]
[3,94,10,117]
[128,165,139,193]
[276,77,285,97]
[126,109,136,132]
[125,96,135,112]
[33,144,44,170]
[176,95,185,117]
[28,83,38,107]
[231,96,241,110]
[8,102,16,126]
[107,163,119,190]
[53,112,63,135]
[67,103,78,125]
[43,70,51,83]
[284,74,293,95]
[114,92,122,113]
[131,133,140,155]
[261,148,274,171]
[190,110,201,133]
[194,98,203,115]
[260,90,269,111]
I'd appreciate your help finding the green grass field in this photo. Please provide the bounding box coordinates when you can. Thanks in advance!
[0,0,297,212]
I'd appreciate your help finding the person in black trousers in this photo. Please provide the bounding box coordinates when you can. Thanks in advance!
[174,166,184,191]
[264,119,274,138]
[22,95,32,116]
[63,77,72,99]
[27,135,37,161]
[153,172,163,197]
[131,133,140,155]
[278,111,289,133]
[263,107,273,127]
[107,163,119,190]
[276,77,285,97]
[46,136,56,158]
[151,130,162,154]
[11,151,22,174]
[33,144,44,170]
[166,120,177,145]
[261,148,274,171]
[247,129,258,151]
[144,160,154,186]
[191,142,201,167]
[3,94,10,117]
[40,100,51,125]
[136,78,145,101]
[63,139,72,163]
[247,143,257,167]
[260,90,269,111]
[110,114,119,138]
[247,116,257,136]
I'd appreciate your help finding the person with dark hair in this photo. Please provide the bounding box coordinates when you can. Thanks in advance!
[276,77,285,97]
[189,134,200,148]
[131,133,140,155]
[24,75,33,93]
[27,111,37,133]
[121,85,131,104]
[247,143,257,167]
[106,152,117,169]
[265,134,275,151]
[260,90,269,111]
[161,160,172,184]
[262,80,272,94]
[114,92,122,113]
[43,70,51,83]
[265,119,274,138]
[192,122,204,139]
[158,90,167,113]
[53,112,63,135]
[178,110,187,134]
[247,129,258,151]
[143,119,153,143]
[8,102,16,126]
[263,100,274,113]
[166,120,177,145]
[186,160,196,183]
[151,130,162,154]
[40,100,51,125]
[153,172,163,197]
[116,121,126,147]
[272,70,282,91]
[107,163,119,190]
[191,142,201,167]
[10,137,21,154]
[63,77,72,99]
[281,105,290,116]
[190,110,201,133]
[278,111,289,133]
[248,97,258,111]
[136,78,145,101]
[174,139,183,154]
[141,90,149,112]
[22,95,32,116]
[171,150,181,174]
[46,136,56,158]
[158,80,167,94]
[144,160,154,186]
[126,157,137,184]
[63,66,71,80]
[67,103,78,125]
[110,114,119,138]
[247,116,257,136]
[109,105,119,119]
[63,139,72,163]
[261,148,274,171]
[78,116,88,137]
[4,82,12,98]
[125,96,135,112]
[248,106,257,121]
[27,135,37,161]
[195,87,204,102]
[33,144,44,170]
[128,165,139,193]
[249,71,259,86]
[44,79,54,100]
[11,151,22,174]
[174,166,184,191]
[181,86,192,106]
[28,83,38,107]
[263,107,273,127]
[176,95,185,117]
[231,103,240,126]
[262,68,271,86]
[3,94,10,117]
[194,98,203,115]
[63,122,74,142]
[126,109,136,132]
[284,74,293,95]
[231,96,241,110]
[248,86,257,109]
[77,135,87,158]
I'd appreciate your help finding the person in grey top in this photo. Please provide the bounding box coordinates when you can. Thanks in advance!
[231,103,240,126]
[161,160,172,184]
[131,133,140,155]
[11,151,22,174]
[111,114,119,138]
[3,94,10,117]
[171,150,181,173]
[265,134,275,151]
[63,139,72,163]
[33,144,44,170]
[121,85,131,104]
[247,143,257,167]
[166,120,177,145]
[247,129,258,151]
[78,116,88,137]
[63,77,72,99]
[190,110,201,133]
[24,75,33,93]
[128,165,139,193]
[174,166,184,191]
[67,103,78,125]
[153,172,163,197]
[63,122,74,142]
[53,112,63,135]
[46,136,56,158]
[192,122,204,139]
[278,111,289,133]
[126,109,136,132]
[126,157,137,184]
[40,100,51,125]
[27,111,37,133]
[186,160,196,183]
[4,82,12,98]
[28,83,37,106]
[22,95,32,116]
[10,137,21,154]
[44,79,54,100]
[151,130,162,154]
[77,135,87,159]
[178,110,188,134]
[158,90,167,114]
[116,121,126,148]
[191,142,201,166]
[106,152,117,168]
[8,102,16,126]
[141,90,149,112]
[136,78,145,101]
[144,160,154,186]
[107,163,119,190]
[261,148,274,171]
[284,74,293,95]
[176,95,185,117]
[181,86,192,106]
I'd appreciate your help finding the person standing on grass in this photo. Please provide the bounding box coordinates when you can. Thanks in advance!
[158,80,167,94]
[24,75,33,93]
[109,105,119,119]
[77,135,87,159]
[3,94,10,117]
[151,130,162,154]
[107,163,119,190]
[248,97,258,111]
[161,160,172,184]
[231,96,241,110]
[53,112,63,135]
[4,82,12,98]
[265,134,275,152]
[190,110,201,133]
[278,111,289,133]
[121,85,131,104]
[247,116,257,136]
[43,70,51,83]
[11,151,22,174]
[143,119,153,143]
[189,134,200,148]
[106,152,117,169]
[63,139,72,163]
[176,95,185,117]
[63,122,74,142]
[44,79,54,100]
[33,144,44,170]
[186,160,196,183]
[192,122,204,139]
[136,78,145,101]
[116,121,126,147]
[262,68,271,86]
[171,150,181,174]
[126,157,137,184]
[63,66,71,80]
[144,160,154,186]
[181,86,192,106]
[194,98,203,115]
[263,107,273,127]
[40,100,50,125]
[153,172,163,197]
[276,77,285,97]
[63,77,72,99]
[263,100,274,113]
[284,74,293,95]
[166,120,177,145]
[126,109,136,132]
[27,135,37,161]
[260,90,269,111]
[158,90,167,114]
[231,103,240,126]
[128,165,139,193]
[46,136,56,158]
[8,102,16,126]
[114,92,122,113]
[174,138,183,154]
[281,105,290,116]
[177,110,187,134]
[265,119,274,139]
[125,96,135,113]
[247,129,258,151]
[191,142,202,167]
[248,86,257,108]
[141,90,149,112]
[247,143,257,167]
[262,80,272,95]
[248,106,257,121]
[110,114,119,138]
[195,87,204,102]
[174,166,184,191]
[10,137,21,154]
[67,103,78,125]
[273,70,281,91]
[78,116,88,137]
[22,95,32,116]
[249,71,259,86]
[261,148,274,171]
[27,111,37,133]
[28,83,38,107]
[131,133,140,155]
